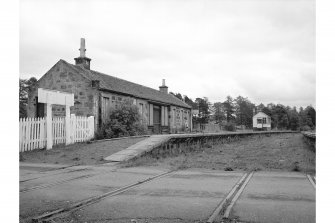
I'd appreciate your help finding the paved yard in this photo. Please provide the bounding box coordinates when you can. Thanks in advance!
[19,164,315,223]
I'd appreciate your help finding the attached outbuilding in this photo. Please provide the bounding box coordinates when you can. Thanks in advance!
[253,112,271,131]
[27,38,192,134]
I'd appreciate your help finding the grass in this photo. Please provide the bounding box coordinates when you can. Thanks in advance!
[123,133,315,174]
[20,137,146,165]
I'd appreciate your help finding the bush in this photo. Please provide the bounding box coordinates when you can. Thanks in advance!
[300,125,311,132]
[224,122,236,132]
[96,100,148,139]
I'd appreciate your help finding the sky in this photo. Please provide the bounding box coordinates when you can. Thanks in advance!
[20,0,315,108]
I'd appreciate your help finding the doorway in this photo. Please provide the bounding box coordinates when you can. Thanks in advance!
[153,105,161,134]
[36,97,45,118]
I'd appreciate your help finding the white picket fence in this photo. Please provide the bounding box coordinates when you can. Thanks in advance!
[19,117,46,152]
[53,117,65,145]
[70,115,95,143]
[19,115,95,152]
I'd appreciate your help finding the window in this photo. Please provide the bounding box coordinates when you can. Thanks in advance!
[257,117,267,124]
[139,103,143,116]
[263,117,267,124]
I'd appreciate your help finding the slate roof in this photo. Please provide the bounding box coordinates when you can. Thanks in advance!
[61,60,191,109]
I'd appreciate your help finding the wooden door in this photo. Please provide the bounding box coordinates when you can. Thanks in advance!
[153,106,161,134]
[101,97,110,123]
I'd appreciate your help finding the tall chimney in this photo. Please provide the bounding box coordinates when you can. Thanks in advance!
[80,38,86,57]
[74,38,91,70]
[159,79,168,94]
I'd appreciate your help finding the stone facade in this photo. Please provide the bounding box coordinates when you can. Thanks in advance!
[27,60,192,134]
[27,61,100,129]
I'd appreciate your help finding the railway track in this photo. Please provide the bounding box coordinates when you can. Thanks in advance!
[27,170,255,223]
[30,170,175,223]
[20,166,90,183]
[20,164,120,193]
[22,169,315,223]
[207,172,254,223]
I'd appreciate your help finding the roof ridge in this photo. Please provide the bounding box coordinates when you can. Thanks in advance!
[90,70,188,104]
[60,59,191,109]
[90,69,168,95]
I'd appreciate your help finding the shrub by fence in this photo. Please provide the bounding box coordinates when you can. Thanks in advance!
[19,115,94,152]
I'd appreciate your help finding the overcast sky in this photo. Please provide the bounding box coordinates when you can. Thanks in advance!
[20,0,315,108]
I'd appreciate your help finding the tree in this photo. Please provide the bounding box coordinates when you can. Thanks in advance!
[287,107,300,130]
[270,104,289,129]
[223,96,235,122]
[257,103,265,112]
[305,106,316,127]
[169,92,183,101]
[213,102,225,124]
[299,106,316,130]
[19,77,38,118]
[184,95,198,109]
[234,96,254,128]
[194,97,210,124]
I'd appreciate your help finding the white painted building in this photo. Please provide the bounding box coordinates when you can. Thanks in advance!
[253,112,271,130]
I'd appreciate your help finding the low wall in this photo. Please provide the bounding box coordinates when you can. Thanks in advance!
[302,131,316,151]
[132,131,298,160]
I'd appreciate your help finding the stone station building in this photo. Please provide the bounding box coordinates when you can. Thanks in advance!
[27,39,192,134]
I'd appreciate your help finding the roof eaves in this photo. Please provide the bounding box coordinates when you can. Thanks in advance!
[99,87,191,109]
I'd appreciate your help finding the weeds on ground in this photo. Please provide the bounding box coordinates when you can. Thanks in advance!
[122,133,315,173]
[19,153,25,162]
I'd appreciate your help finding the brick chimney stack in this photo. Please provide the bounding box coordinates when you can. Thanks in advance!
[159,79,168,94]
[74,38,91,70]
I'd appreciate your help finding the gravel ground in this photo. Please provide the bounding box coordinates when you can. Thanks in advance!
[125,133,315,174]
[20,137,147,165]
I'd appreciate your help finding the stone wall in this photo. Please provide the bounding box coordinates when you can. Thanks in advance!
[27,60,99,120]
[169,106,192,133]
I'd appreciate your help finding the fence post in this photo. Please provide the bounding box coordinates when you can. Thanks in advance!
[190,114,193,132]
[65,106,71,145]
[46,103,53,150]
[70,114,75,144]
[88,116,94,139]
